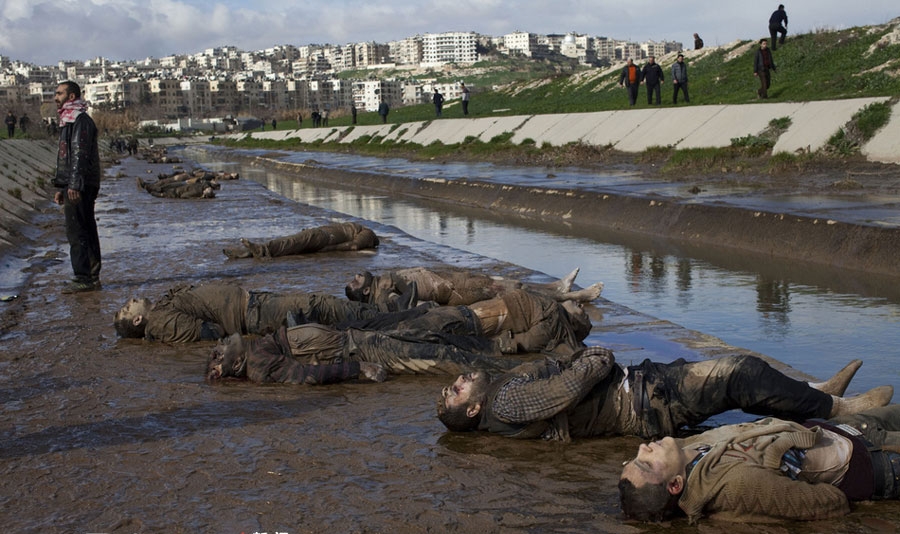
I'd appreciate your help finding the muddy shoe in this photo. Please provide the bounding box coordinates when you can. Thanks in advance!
[61,280,100,294]
[830,385,894,417]
[810,359,862,397]
[223,247,252,260]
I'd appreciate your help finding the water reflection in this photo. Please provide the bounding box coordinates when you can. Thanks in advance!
[184,147,900,393]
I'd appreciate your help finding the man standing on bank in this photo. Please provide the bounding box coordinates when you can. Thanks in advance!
[618,59,641,107]
[754,39,777,99]
[460,82,470,115]
[52,81,102,293]
[672,54,690,104]
[642,56,665,106]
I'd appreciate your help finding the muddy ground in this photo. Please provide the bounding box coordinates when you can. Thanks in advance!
[1,148,899,533]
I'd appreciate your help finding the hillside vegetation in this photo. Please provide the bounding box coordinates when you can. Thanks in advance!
[344,19,900,125]
[224,19,900,176]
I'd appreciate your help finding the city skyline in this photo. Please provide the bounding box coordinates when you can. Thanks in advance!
[1,0,898,66]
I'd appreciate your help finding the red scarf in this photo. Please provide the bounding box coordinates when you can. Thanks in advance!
[58,99,88,125]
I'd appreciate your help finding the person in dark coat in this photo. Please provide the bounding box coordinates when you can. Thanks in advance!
[671,54,690,104]
[769,4,788,50]
[641,56,665,106]
[52,81,102,293]
[754,38,778,99]
[433,90,445,117]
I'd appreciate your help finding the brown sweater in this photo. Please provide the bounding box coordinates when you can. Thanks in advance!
[678,418,851,523]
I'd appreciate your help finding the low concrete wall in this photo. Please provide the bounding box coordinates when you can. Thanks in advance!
[229,97,900,164]
[0,140,57,254]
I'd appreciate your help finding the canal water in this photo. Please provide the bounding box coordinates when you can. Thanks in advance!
[184,146,900,394]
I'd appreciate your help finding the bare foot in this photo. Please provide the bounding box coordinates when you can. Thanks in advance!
[559,281,604,303]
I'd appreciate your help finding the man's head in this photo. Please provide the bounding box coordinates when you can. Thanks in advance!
[778,4,784,10]
[618,437,688,521]
[693,33,699,39]
[648,56,656,64]
[436,371,490,431]
[206,333,248,382]
[114,298,153,338]
[54,81,81,109]
[626,59,634,66]
[345,271,374,302]
[677,54,684,62]
[760,38,769,48]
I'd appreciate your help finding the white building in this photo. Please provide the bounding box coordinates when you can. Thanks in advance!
[421,32,478,67]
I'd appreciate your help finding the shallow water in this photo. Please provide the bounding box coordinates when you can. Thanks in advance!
[186,146,900,394]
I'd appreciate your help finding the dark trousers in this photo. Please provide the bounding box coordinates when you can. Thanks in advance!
[462,100,469,115]
[625,85,638,106]
[64,186,101,282]
[673,82,689,104]
[757,69,772,98]
[633,355,832,438]
[769,23,787,49]
[646,83,661,105]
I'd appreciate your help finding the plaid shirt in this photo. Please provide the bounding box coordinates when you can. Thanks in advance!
[491,346,615,423]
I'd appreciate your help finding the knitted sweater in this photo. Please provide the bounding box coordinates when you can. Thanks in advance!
[678,418,851,523]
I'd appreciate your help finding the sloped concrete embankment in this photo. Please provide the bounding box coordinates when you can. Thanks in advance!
[0,140,57,257]
[261,157,900,278]
[240,97,900,164]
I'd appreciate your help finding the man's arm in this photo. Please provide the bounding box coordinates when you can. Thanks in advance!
[146,310,226,342]
[700,465,849,522]
[492,350,615,424]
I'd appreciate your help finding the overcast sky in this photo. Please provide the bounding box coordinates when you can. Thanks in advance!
[1,0,897,66]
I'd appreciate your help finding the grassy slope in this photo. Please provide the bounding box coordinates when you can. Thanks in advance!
[323,21,900,127]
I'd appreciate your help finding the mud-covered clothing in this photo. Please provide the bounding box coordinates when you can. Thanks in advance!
[675,408,900,523]
[243,326,363,384]
[346,289,589,356]
[365,267,523,307]
[478,353,834,441]
[478,347,616,440]
[271,325,519,375]
[139,178,216,199]
[492,289,587,355]
[254,222,378,257]
[143,283,386,343]
[53,111,102,284]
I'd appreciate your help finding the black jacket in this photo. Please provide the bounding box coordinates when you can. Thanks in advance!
[53,113,101,192]
[754,48,777,74]
[642,63,665,86]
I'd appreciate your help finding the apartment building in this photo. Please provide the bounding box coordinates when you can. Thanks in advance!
[85,80,147,110]
[389,36,424,66]
[421,32,478,67]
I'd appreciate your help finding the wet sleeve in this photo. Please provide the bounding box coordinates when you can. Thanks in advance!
[280,360,361,385]
[493,355,614,423]
[147,309,222,343]
[703,465,850,522]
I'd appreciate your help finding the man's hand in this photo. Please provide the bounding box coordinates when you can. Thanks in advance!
[67,188,81,202]
[53,191,64,205]
[360,362,387,382]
